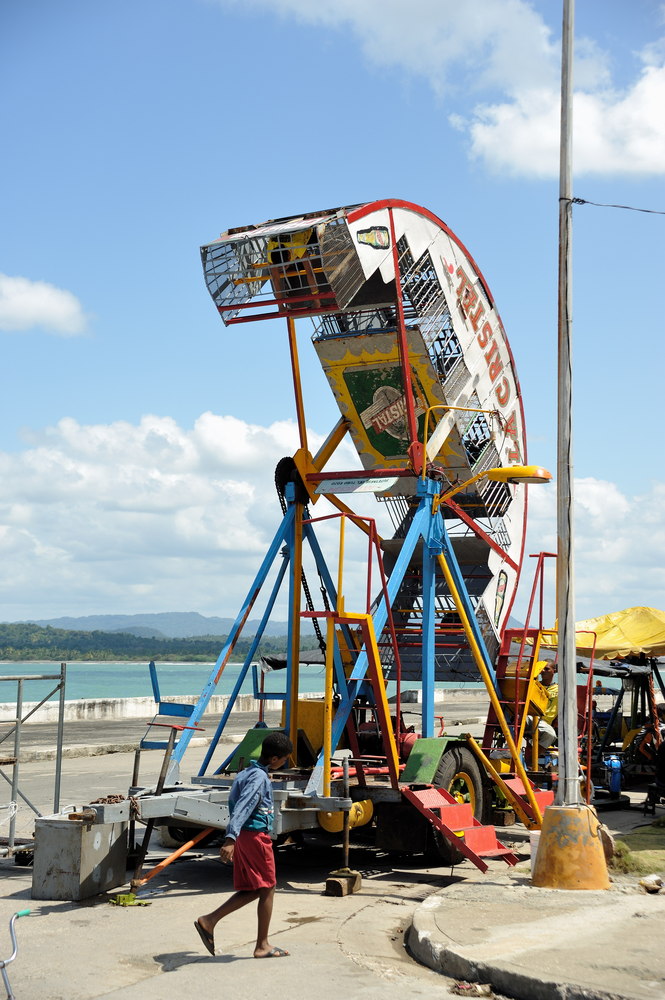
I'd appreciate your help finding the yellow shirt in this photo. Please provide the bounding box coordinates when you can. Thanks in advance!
[543,683,558,726]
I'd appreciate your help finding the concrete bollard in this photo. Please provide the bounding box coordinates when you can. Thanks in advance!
[531,804,610,890]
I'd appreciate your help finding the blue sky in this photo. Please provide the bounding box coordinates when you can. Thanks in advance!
[1,0,664,626]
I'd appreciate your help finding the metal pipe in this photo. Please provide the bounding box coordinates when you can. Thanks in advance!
[131,727,177,886]
[129,746,141,854]
[287,315,308,453]
[133,826,214,887]
[8,680,22,852]
[287,500,304,758]
[313,417,348,469]
[53,662,66,812]
[342,756,350,870]
[436,551,543,826]
[323,617,335,798]
[556,0,579,807]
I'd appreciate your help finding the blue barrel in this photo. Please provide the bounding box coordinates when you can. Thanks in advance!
[606,756,622,794]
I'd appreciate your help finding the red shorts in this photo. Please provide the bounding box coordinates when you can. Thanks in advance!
[233,830,276,891]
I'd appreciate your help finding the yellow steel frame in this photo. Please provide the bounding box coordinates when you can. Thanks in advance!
[311,510,400,796]
[435,550,544,827]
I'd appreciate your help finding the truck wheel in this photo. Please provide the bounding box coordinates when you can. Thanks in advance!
[428,746,486,864]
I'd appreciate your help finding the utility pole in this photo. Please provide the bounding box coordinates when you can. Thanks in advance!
[532,0,609,889]
[556,0,578,809]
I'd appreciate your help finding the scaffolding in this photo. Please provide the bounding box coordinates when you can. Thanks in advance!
[0,664,66,856]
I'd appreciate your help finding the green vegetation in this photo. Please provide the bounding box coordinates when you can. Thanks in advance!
[610,840,652,875]
[610,824,665,875]
[0,622,289,662]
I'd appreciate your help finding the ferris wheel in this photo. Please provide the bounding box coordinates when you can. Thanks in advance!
[201,199,529,681]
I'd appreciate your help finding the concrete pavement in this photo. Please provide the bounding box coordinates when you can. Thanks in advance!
[408,845,665,1000]
[4,711,665,1000]
[1,809,493,1000]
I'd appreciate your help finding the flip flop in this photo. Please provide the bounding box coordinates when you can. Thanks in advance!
[194,920,215,956]
[256,946,289,958]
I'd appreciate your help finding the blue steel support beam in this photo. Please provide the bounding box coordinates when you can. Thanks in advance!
[199,552,290,776]
[168,505,297,770]
[302,521,350,699]
[284,489,302,735]
[421,478,442,737]
[304,494,432,794]
[305,477,502,794]
[421,545,436,739]
[437,510,499,693]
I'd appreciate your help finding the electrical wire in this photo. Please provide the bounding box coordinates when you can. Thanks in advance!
[563,196,665,216]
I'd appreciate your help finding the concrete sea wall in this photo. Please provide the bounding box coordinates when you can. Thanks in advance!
[0,687,489,724]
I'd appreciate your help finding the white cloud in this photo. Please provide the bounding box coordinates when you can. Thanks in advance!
[0,412,369,620]
[0,411,662,628]
[220,0,665,177]
[0,274,88,336]
[466,62,665,177]
[225,0,560,95]
[521,477,665,624]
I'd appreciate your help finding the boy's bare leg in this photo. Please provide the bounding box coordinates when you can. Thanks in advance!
[254,885,288,957]
[198,889,260,936]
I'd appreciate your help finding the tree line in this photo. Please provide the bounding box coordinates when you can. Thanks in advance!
[0,622,290,662]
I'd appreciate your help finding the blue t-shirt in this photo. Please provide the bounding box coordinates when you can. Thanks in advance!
[226,760,274,840]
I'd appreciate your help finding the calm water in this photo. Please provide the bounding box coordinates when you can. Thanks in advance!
[0,661,320,702]
[0,661,483,703]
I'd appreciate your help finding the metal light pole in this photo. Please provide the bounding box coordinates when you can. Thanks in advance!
[556,0,579,809]
[532,0,610,889]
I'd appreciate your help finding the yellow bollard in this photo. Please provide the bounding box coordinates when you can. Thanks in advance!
[531,804,610,890]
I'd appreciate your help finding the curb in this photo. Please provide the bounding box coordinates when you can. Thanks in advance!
[407,899,636,1000]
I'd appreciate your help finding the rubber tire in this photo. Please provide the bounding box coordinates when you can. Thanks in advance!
[429,746,487,865]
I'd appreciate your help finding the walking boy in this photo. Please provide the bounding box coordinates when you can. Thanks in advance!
[194,731,293,958]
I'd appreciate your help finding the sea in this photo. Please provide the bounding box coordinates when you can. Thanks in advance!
[0,660,483,703]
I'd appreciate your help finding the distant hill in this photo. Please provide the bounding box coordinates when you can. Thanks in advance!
[108,625,168,639]
[16,612,304,639]
[0,621,290,662]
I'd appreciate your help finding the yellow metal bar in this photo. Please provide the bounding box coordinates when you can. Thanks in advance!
[323,616,335,797]
[337,514,346,617]
[242,259,325,273]
[432,469,489,513]
[287,316,308,453]
[313,417,349,469]
[435,551,543,825]
[232,275,268,285]
[513,631,546,763]
[288,501,303,759]
[465,737,538,829]
[340,612,400,786]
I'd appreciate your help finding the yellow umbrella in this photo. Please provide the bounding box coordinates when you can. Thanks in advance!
[540,606,665,659]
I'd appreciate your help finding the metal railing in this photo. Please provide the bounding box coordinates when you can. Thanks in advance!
[0,664,66,855]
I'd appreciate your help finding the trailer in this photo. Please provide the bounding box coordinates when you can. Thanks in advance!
[588,658,665,798]
[92,200,561,882]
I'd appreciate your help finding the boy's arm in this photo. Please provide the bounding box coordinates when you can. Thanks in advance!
[220,838,235,864]
[225,769,264,841]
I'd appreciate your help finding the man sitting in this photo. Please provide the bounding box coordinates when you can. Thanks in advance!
[526,662,557,752]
